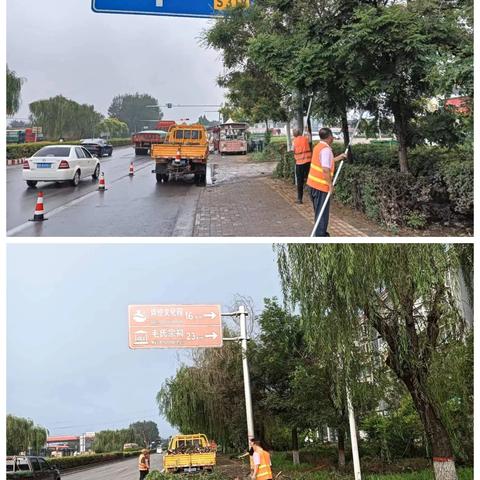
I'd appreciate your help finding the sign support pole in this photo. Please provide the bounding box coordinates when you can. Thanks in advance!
[222,306,255,443]
[239,305,255,440]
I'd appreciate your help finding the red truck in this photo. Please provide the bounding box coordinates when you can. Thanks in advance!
[132,121,177,155]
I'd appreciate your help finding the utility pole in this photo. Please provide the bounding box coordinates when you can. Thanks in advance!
[239,305,254,440]
[222,306,255,443]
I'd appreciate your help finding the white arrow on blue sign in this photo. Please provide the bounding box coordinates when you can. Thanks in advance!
[92,0,250,19]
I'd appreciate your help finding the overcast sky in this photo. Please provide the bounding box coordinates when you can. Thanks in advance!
[7,244,282,438]
[7,0,225,123]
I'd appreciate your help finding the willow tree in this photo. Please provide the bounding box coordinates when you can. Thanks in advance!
[276,244,472,480]
[157,332,248,450]
[6,415,47,455]
[6,66,24,116]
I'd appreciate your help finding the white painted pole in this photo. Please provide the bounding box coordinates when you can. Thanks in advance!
[239,305,255,441]
[346,386,362,480]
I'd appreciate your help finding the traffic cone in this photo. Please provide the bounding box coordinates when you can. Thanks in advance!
[29,191,47,221]
[175,150,181,163]
[98,172,106,191]
[129,162,134,176]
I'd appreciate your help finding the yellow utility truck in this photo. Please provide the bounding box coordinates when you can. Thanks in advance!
[151,124,209,186]
[163,434,216,473]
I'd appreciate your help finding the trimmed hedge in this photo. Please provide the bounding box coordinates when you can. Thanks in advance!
[46,449,141,470]
[6,138,132,160]
[274,142,473,229]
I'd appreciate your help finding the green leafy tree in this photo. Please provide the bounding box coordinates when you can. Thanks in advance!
[158,328,249,451]
[336,1,472,171]
[129,421,159,447]
[7,66,24,116]
[29,95,103,140]
[276,243,472,480]
[92,428,137,453]
[97,117,130,138]
[108,93,163,133]
[6,415,47,455]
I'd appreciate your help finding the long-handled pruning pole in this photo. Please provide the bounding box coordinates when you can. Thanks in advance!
[309,110,365,237]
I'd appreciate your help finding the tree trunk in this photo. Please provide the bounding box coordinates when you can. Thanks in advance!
[291,426,300,465]
[391,102,409,173]
[382,340,457,480]
[337,426,346,471]
[433,459,457,480]
[404,377,457,480]
[341,113,350,148]
[296,90,304,133]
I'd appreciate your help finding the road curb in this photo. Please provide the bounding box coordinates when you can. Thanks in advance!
[7,157,26,166]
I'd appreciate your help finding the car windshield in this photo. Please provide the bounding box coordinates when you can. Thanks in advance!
[33,147,71,157]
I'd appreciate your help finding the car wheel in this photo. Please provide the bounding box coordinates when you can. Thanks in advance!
[26,180,37,188]
[108,150,112,157]
[71,170,81,186]
[92,164,100,179]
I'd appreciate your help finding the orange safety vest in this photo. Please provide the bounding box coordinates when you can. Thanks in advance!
[138,454,149,471]
[255,450,272,480]
[306,142,334,193]
[293,136,312,165]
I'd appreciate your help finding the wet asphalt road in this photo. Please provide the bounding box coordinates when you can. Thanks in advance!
[62,453,163,480]
[7,146,203,237]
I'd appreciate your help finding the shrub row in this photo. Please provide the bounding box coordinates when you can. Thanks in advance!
[46,449,141,470]
[273,142,473,229]
[6,138,132,159]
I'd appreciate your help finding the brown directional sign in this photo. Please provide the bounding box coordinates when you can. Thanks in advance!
[128,304,223,349]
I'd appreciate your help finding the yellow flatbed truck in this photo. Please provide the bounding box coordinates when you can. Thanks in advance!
[163,434,216,473]
[151,124,209,186]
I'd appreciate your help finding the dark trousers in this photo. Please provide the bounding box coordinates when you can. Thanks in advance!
[139,470,149,480]
[295,163,310,201]
[310,188,330,237]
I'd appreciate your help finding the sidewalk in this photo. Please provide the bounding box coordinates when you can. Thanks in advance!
[193,175,374,237]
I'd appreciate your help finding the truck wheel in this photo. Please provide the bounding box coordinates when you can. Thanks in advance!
[156,173,163,183]
[135,148,143,155]
[162,174,169,183]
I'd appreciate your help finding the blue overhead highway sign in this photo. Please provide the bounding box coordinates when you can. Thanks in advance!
[92,0,250,19]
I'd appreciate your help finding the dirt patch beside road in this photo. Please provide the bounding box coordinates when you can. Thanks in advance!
[210,153,277,185]
[215,455,250,479]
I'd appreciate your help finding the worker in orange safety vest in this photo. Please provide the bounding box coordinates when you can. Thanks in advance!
[138,448,150,480]
[292,128,312,204]
[306,127,347,236]
[250,438,272,480]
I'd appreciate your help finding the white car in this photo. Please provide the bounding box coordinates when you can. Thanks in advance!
[23,145,101,188]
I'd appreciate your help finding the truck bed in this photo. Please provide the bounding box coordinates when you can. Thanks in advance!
[164,452,216,471]
[151,144,208,162]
